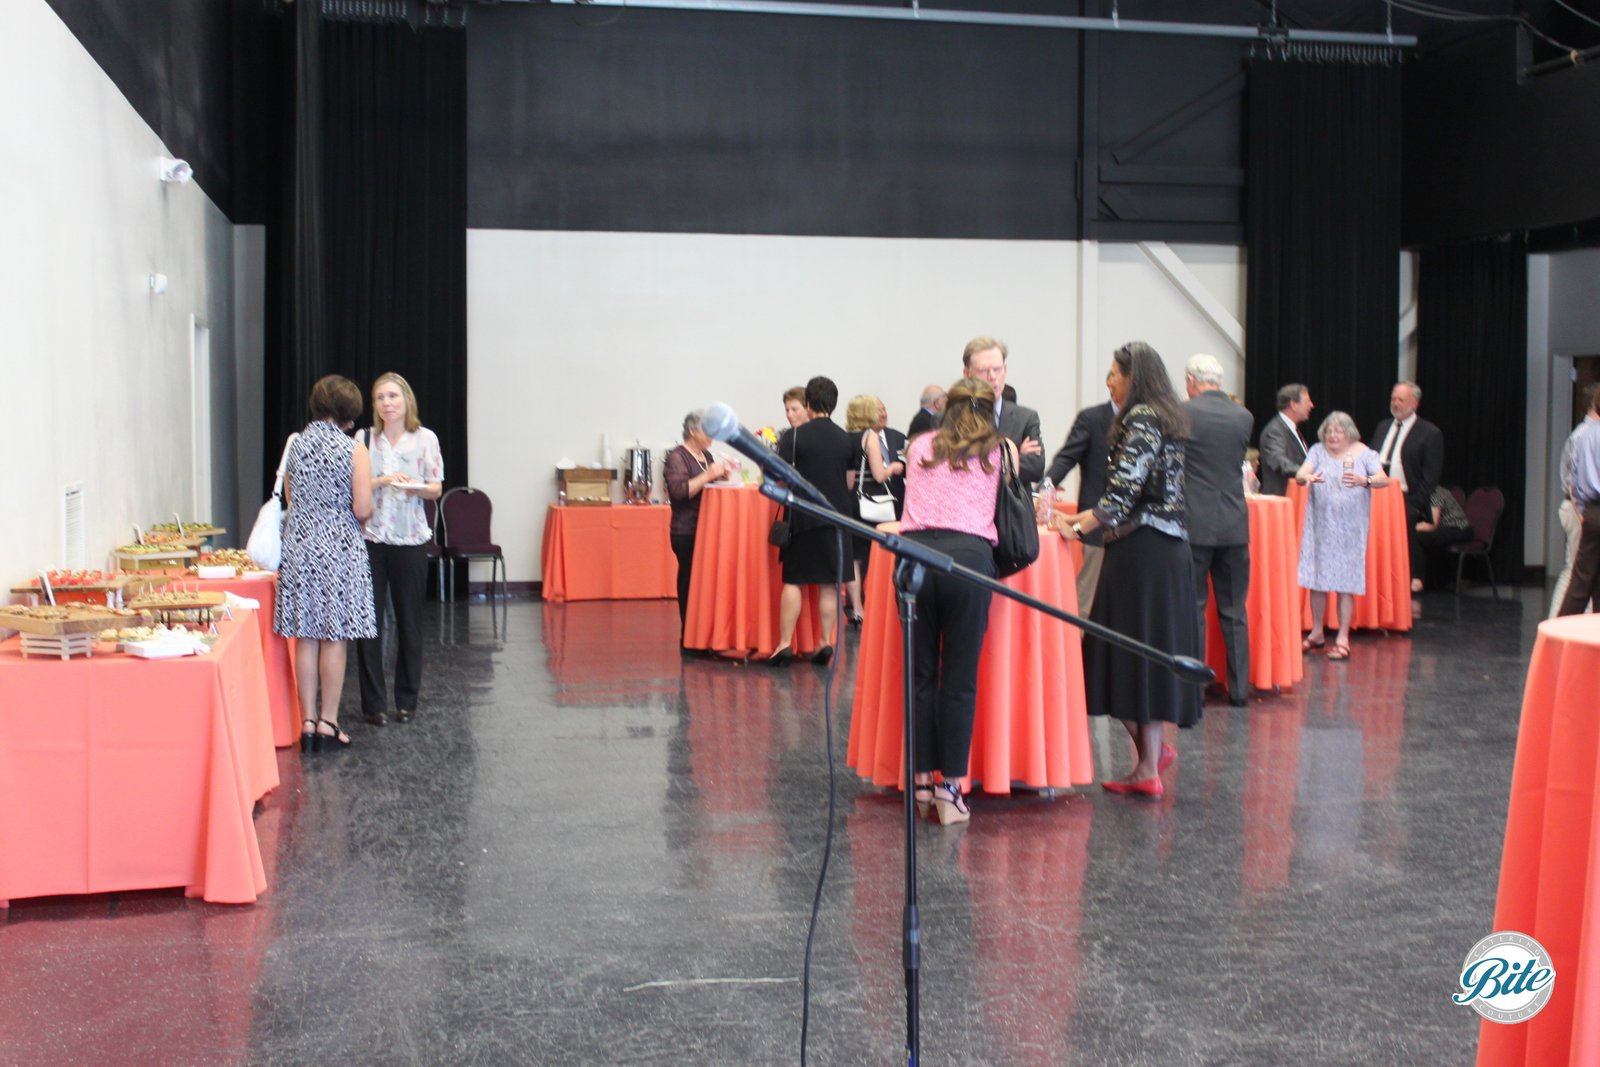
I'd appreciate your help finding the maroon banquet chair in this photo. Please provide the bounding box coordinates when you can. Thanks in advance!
[439,487,507,601]
[422,496,445,602]
[1449,487,1505,599]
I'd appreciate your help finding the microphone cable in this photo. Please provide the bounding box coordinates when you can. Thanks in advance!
[798,526,845,1067]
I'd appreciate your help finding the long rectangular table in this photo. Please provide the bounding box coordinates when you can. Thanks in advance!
[0,609,278,906]
[198,574,299,747]
[540,504,677,603]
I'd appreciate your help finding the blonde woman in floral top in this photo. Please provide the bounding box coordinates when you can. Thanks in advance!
[357,372,444,726]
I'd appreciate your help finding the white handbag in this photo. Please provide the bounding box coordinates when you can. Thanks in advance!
[856,434,898,525]
[246,433,300,571]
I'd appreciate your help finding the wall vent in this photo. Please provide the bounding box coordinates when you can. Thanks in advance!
[62,482,85,569]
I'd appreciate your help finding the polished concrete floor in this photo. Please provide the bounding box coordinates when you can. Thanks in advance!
[0,582,1549,1065]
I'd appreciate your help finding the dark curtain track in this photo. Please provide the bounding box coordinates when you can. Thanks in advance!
[1416,235,1528,581]
[1243,54,1402,447]
[267,12,468,490]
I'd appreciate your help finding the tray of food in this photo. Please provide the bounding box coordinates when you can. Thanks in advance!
[112,545,199,569]
[0,604,147,635]
[150,521,227,537]
[125,591,228,612]
[187,549,255,577]
[9,570,157,596]
[106,623,217,658]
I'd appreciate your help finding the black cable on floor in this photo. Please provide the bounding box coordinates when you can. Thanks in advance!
[798,527,845,1067]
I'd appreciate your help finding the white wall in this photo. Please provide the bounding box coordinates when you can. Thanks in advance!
[469,232,1245,582]
[0,0,237,588]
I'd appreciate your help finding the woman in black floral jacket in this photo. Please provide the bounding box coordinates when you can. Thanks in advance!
[1054,342,1203,798]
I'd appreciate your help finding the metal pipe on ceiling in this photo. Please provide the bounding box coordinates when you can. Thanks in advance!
[537,0,1418,47]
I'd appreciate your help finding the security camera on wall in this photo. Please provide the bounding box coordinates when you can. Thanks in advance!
[159,157,193,184]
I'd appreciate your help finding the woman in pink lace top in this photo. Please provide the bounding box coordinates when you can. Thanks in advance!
[899,377,1016,825]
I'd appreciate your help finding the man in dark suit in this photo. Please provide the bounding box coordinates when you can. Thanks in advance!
[1258,383,1314,496]
[1045,367,1118,612]
[1183,354,1254,706]
[906,384,945,438]
[963,336,1044,486]
[1371,380,1445,592]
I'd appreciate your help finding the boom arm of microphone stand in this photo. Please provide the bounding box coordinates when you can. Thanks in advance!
[762,485,1214,686]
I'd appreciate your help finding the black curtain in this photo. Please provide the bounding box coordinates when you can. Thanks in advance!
[1244,51,1402,442]
[266,14,467,489]
[266,0,326,481]
[1416,235,1528,581]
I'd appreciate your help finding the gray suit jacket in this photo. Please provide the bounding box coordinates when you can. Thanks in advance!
[1258,413,1309,496]
[997,401,1044,486]
[1184,390,1253,546]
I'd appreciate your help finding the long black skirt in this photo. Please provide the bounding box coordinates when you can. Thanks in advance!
[1084,525,1204,728]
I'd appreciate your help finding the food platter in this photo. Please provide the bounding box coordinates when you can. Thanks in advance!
[9,571,159,599]
[0,604,146,635]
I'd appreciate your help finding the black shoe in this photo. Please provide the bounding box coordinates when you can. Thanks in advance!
[394,707,413,723]
[1228,695,1249,708]
[363,711,388,726]
[760,646,793,667]
[811,645,834,667]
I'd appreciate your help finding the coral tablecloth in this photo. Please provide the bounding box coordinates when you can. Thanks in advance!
[1477,615,1600,1067]
[0,609,278,906]
[540,504,677,603]
[683,486,823,657]
[196,574,299,747]
[1288,481,1413,632]
[847,525,1092,793]
[1204,494,1305,692]
[1059,495,1303,692]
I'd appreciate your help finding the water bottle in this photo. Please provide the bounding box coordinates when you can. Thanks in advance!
[1241,460,1259,496]
[1036,477,1056,523]
[557,488,567,507]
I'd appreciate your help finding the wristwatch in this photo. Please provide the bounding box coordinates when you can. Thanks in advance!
[1070,522,1083,537]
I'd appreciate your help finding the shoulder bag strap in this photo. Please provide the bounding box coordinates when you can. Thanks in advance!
[856,431,870,499]
[271,433,301,500]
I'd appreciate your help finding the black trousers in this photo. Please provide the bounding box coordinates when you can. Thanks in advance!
[905,530,995,778]
[1412,524,1471,584]
[1559,502,1600,616]
[670,533,696,638]
[1192,542,1251,701]
[358,541,429,716]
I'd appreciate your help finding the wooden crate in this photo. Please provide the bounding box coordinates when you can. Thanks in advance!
[558,467,615,507]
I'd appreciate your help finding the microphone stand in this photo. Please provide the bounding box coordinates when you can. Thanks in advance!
[760,483,1212,1067]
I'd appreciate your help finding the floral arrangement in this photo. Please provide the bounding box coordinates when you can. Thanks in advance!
[756,426,780,449]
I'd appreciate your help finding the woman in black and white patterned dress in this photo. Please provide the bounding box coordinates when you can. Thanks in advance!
[275,375,377,751]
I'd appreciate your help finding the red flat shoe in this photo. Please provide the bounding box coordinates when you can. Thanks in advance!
[1102,776,1164,797]
[1158,743,1177,773]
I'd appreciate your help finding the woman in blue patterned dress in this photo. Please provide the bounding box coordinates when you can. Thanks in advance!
[1295,411,1389,663]
[275,375,377,751]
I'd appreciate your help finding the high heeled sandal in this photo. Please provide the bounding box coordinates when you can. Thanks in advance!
[932,781,970,825]
[315,719,351,749]
[300,719,318,754]
[912,782,935,819]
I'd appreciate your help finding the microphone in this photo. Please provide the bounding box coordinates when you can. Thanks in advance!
[703,403,830,507]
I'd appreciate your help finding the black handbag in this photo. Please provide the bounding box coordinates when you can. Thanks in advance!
[992,442,1040,578]
[769,428,797,547]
